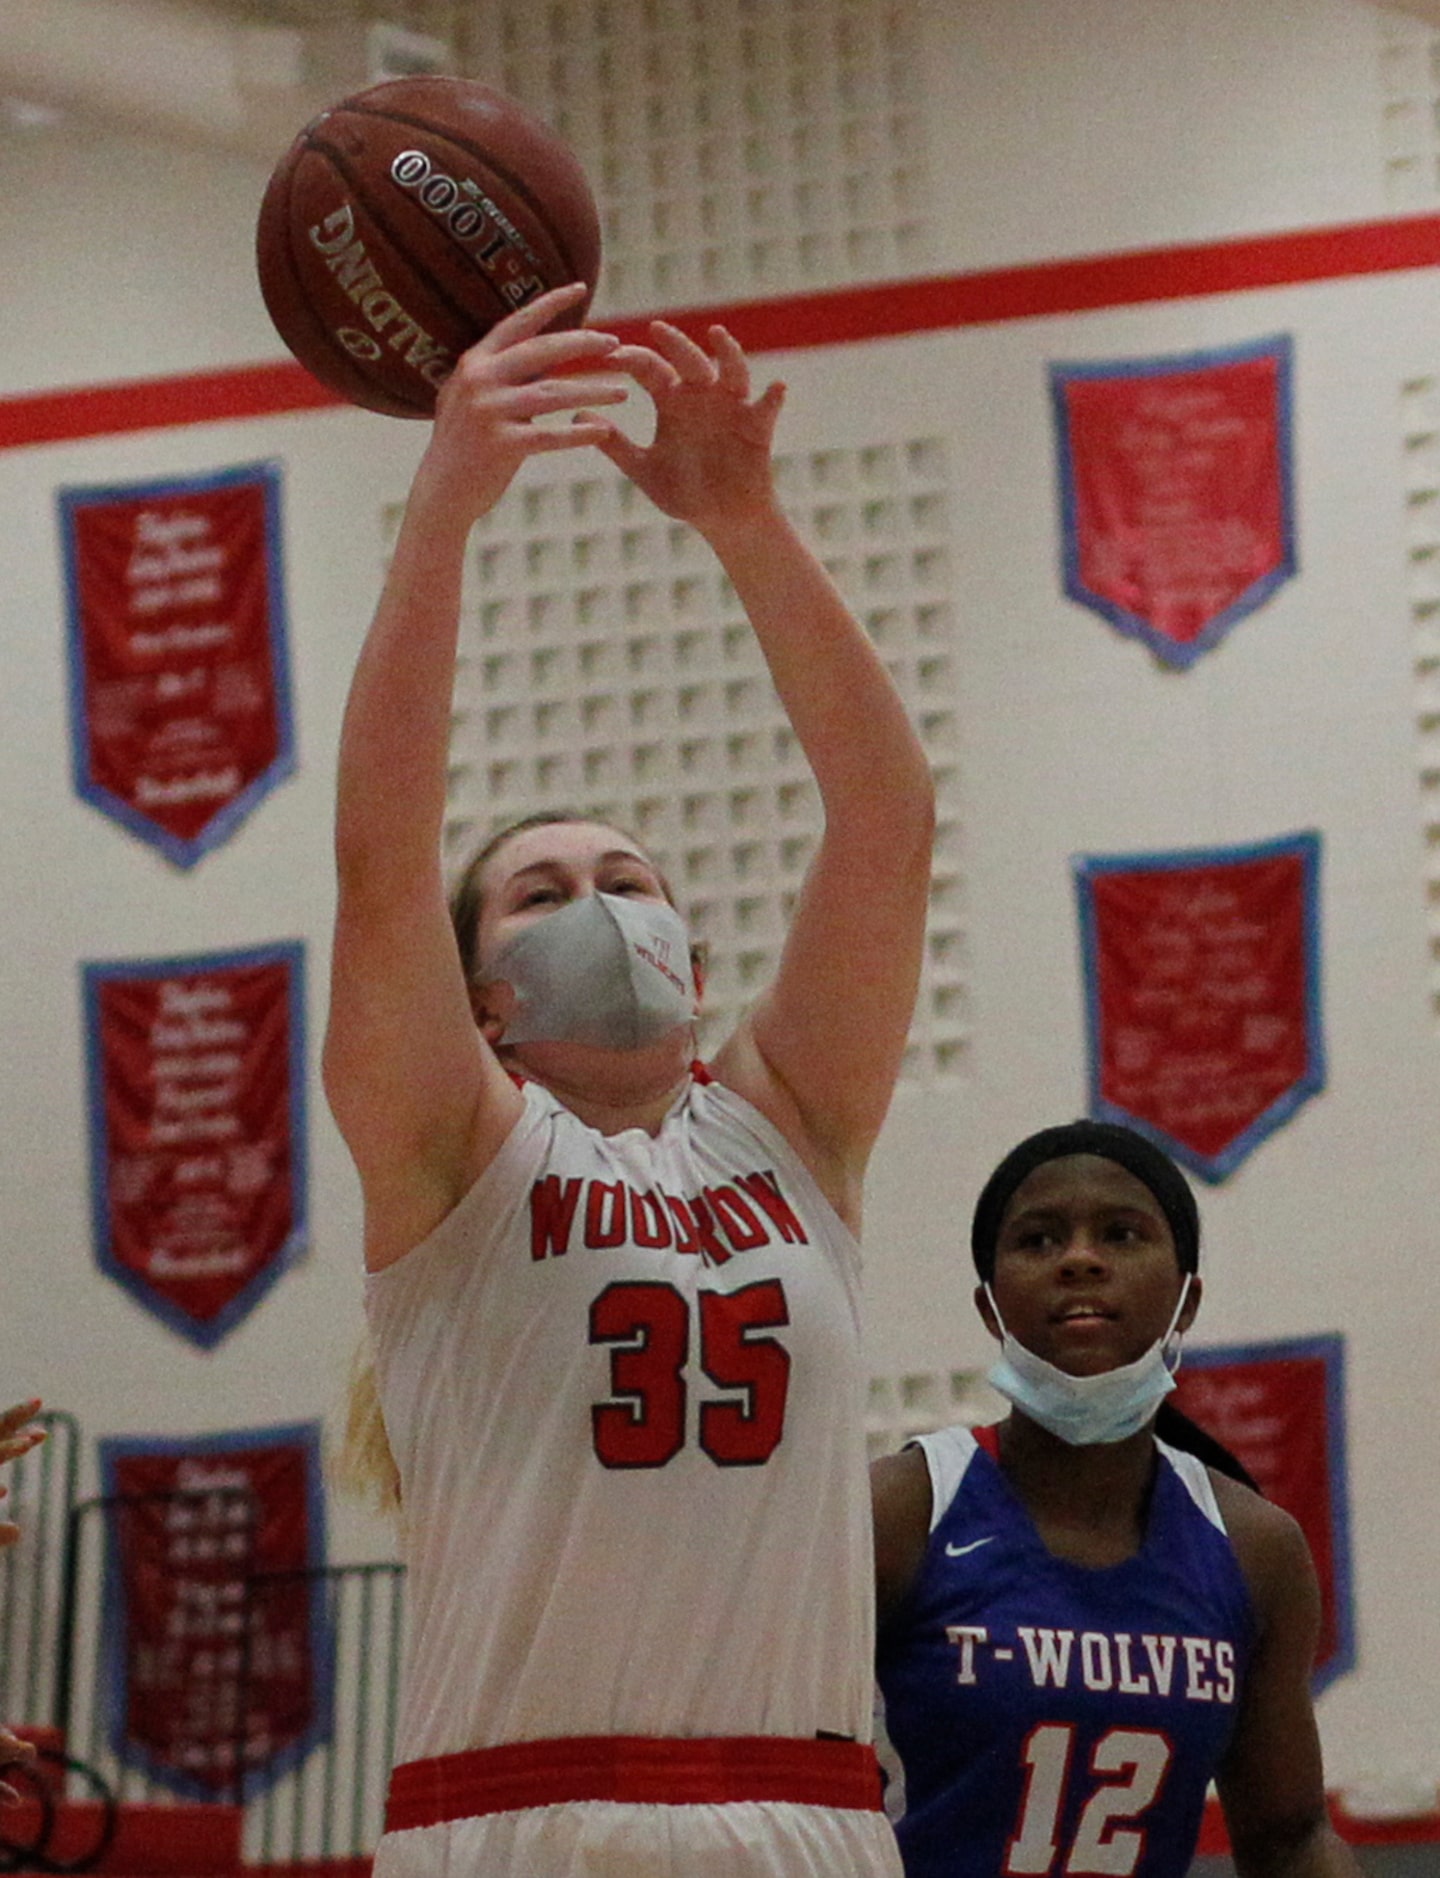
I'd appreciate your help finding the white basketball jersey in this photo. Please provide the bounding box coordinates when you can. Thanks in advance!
[366,1074,876,1762]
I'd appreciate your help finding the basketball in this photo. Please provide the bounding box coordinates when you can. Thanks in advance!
[255,76,602,419]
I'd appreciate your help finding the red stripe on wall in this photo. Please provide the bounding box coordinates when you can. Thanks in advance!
[0,358,343,452]
[5,212,1440,451]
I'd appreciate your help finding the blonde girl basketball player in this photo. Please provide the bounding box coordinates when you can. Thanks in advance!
[323,284,934,1876]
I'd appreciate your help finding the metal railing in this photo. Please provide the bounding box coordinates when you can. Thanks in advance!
[243,1563,404,1870]
[4,1430,405,1873]
[48,1488,404,1866]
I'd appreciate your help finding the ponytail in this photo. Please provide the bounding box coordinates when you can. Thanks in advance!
[333,1339,402,1518]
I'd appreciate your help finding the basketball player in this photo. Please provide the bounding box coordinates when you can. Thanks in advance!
[324,285,932,1875]
[872,1122,1363,1877]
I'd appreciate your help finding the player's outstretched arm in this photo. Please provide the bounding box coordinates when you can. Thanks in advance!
[1214,1484,1364,1877]
[323,287,631,1269]
[592,323,935,1223]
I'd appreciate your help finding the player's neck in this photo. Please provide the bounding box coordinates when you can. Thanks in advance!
[502,1033,693,1136]
[998,1413,1159,1566]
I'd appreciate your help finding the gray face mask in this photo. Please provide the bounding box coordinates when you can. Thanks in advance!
[485,891,697,1051]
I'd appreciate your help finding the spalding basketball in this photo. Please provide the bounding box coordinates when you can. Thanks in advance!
[256,76,602,418]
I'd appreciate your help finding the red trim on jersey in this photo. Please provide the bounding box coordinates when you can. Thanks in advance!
[6,213,1440,451]
[383,1734,885,1830]
[974,1422,1003,1460]
[691,1059,714,1083]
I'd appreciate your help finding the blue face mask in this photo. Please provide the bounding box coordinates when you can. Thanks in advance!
[486,891,697,1051]
[984,1277,1193,1447]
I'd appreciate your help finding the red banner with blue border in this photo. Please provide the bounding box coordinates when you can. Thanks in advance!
[81,942,307,1347]
[1172,1335,1353,1693]
[1050,336,1295,666]
[58,461,294,867]
[98,1422,330,1799]
[1074,832,1323,1181]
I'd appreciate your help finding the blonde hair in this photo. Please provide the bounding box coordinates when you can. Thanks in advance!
[448,811,706,986]
[334,1340,402,1519]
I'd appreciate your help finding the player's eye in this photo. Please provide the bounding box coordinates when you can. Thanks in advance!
[1013,1228,1058,1252]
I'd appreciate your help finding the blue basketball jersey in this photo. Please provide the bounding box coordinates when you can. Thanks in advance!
[875,1426,1255,1878]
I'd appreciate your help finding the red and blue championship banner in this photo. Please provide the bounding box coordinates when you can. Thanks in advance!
[1074,831,1324,1181]
[1050,335,1295,667]
[58,461,294,867]
[1172,1336,1353,1693]
[81,942,307,1347]
[98,1423,331,1799]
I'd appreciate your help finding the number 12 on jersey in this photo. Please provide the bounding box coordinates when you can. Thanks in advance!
[1008,1725,1173,1877]
[589,1278,791,1468]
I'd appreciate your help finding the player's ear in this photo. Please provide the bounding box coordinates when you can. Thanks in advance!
[1177,1273,1202,1336]
[469,977,514,1044]
[975,1284,1001,1342]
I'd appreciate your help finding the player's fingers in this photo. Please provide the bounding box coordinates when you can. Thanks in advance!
[501,376,631,422]
[581,418,646,480]
[606,345,683,398]
[0,1402,41,1441]
[753,380,787,427]
[478,282,591,353]
[482,329,622,388]
[646,321,719,384]
[709,327,751,399]
[523,420,626,456]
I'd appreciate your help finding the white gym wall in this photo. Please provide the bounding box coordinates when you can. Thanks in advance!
[0,0,1435,1808]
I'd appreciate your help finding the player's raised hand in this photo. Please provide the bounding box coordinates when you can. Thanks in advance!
[0,1402,43,1552]
[424,284,631,522]
[0,1725,36,1805]
[0,1400,43,1471]
[590,322,786,537]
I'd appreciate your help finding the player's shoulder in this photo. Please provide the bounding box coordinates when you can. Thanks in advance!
[1207,1468,1315,1615]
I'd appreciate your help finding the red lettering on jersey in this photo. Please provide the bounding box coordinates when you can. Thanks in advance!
[687,1192,731,1267]
[704,1184,767,1251]
[584,1180,628,1248]
[629,1187,674,1249]
[529,1176,582,1260]
[664,1195,702,1256]
[736,1170,810,1243]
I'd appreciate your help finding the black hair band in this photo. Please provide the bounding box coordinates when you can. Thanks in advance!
[970,1119,1200,1282]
